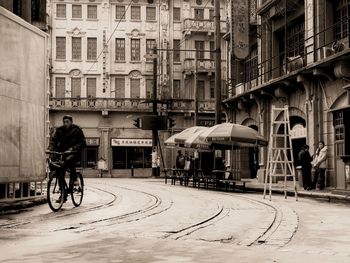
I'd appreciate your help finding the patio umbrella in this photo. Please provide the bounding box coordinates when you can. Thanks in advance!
[199,123,268,147]
[183,128,212,151]
[173,126,208,145]
[164,126,207,147]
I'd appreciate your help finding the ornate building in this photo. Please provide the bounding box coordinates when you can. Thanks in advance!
[48,0,228,177]
[225,0,350,193]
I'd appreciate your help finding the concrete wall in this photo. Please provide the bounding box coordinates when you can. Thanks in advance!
[0,7,48,182]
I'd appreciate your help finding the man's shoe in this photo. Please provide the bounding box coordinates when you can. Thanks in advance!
[73,179,80,187]
[55,195,68,203]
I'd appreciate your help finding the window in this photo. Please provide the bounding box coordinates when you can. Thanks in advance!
[195,41,205,59]
[210,41,214,60]
[87,5,97,19]
[72,5,82,19]
[112,147,152,169]
[286,20,305,57]
[71,78,81,98]
[131,6,141,20]
[116,5,125,20]
[131,39,141,61]
[244,46,258,82]
[77,147,98,168]
[209,9,214,20]
[72,37,82,60]
[194,9,204,20]
[334,111,345,157]
[56,4,66,18]
[130,79,140,98]
[197,80,205,100]
[146,7,156,21]
[87,38,97,60]
[335,1,350,40]
[146,39,156,61]
[56,37,66,60]
[115,77,125,98]
[173,7,181,21]
[86,78,96,98]
[146,79,153,99]
[173,40,181,62]
[55,77,65,97]
[210,80,215,98]
[115,38,125,61]
[173,80,180,99]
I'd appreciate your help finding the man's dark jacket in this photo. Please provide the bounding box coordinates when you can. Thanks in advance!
[49,124,86,152]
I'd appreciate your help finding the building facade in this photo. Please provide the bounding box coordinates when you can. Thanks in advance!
[225,0,350,193]
[48,0,228,177]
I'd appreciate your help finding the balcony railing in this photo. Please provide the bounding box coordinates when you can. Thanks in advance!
[183,18,227,34]
[49,97,217,113]
[49,98,153,112]
[183,58,215,74]
[228,17,350,98]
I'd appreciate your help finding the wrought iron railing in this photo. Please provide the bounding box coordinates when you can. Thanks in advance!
[228,16,350,98]
[49,97,217,113]
[183,18,227,33]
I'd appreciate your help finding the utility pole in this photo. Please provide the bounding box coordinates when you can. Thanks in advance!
[194,50,198,126]
[152,46,158,177]
[214,0,222,124]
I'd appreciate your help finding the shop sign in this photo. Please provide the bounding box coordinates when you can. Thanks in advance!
[86,138,100,146]
[111,138,152,147]
[232,0,250,59]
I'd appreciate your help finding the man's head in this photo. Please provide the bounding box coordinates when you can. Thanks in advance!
[178,150,182,155]
[303,145,309,151]
[319,141,325,149]
[62,115,73,129]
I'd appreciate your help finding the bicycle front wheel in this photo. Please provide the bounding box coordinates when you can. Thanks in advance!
[71,172,84,207]
[47,173,64,212]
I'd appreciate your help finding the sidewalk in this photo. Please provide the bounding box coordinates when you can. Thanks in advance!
[0,196,46,215]
[243,179,350,203]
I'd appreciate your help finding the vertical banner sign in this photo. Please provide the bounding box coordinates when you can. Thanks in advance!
[232,0,250,59]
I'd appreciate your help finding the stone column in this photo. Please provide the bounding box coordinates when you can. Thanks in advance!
[99,127,111,177]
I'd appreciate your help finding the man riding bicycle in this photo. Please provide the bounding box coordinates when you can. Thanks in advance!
[48,115,86,203]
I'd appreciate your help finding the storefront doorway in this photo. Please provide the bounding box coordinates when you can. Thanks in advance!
[111,138,152,169]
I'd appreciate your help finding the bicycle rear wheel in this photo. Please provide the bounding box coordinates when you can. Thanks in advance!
[47,173,64,212]
[71,172,84,207]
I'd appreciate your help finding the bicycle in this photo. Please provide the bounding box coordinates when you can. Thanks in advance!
[46,150,84,212]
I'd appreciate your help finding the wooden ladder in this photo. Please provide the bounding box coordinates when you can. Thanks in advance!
[263,105,298,201]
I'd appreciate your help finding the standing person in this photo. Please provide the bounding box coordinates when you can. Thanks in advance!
[312,141,328,190]
[49,115,86,202]
[298,145,313,190]
[176,150,185,169]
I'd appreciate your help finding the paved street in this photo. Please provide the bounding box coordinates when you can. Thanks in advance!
[0,178,350,263]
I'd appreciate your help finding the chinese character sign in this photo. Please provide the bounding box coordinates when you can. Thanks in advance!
[232,0,250,59]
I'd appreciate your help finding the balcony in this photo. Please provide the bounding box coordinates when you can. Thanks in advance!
[183,58,215,75]
[49,98,217,114]
[183,19,227,35]
[49,98,153,112]
[226,17,350,101]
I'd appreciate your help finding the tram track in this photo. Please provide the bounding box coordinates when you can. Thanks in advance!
[0,184,119,229]
[53,182,174,232]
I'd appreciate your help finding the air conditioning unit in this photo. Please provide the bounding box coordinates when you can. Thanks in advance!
[286,55,304,73]
[332,41,346,53]
[322,46,335,59]
[235,83,244,95]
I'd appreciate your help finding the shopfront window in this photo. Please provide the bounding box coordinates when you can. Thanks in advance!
[112,147,152,169]
[76,146,98,168]
[334,111,345,157]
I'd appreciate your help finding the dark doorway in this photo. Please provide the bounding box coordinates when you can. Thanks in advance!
[248,125,259,178]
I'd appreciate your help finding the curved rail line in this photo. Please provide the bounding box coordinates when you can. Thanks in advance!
[54,182,174,231]
[0,185,119,229]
